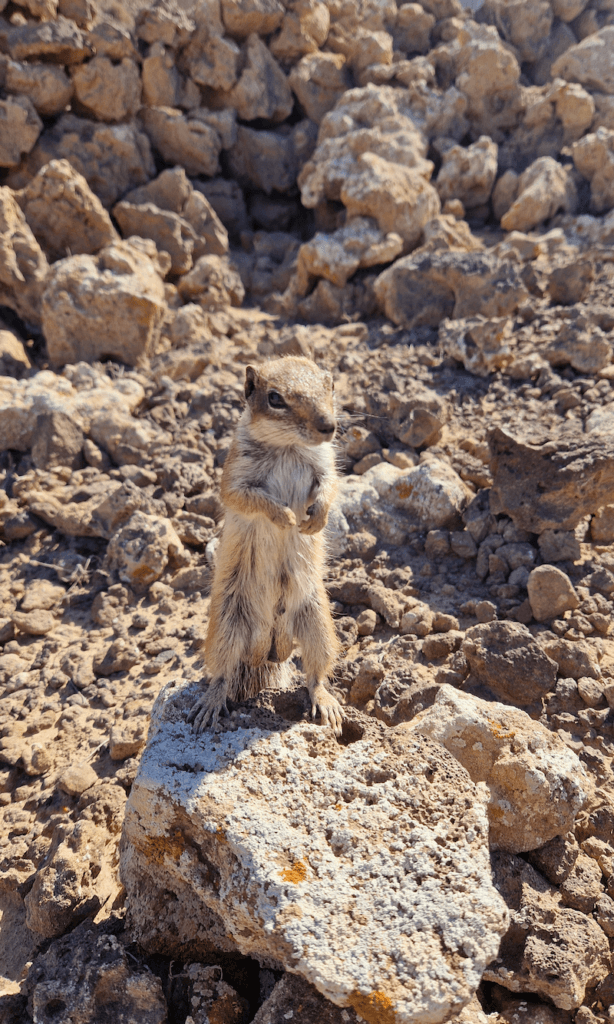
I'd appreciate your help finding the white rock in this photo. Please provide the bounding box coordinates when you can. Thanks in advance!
[121,683,510,1023]
[365,459,470,528]
[406,685,588,854]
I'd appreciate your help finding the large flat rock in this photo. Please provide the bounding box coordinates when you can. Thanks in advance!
[121,683,509,1024]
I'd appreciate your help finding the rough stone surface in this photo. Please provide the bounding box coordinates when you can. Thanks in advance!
[462,621,558,705]
[42,240,167,368]
[527,565,580,622]
[500,157,577,233]
[24,920,167,1023]
[340,152,440,250]
[5,58,73,117]
[407,685,588,854]
[71,56,142,123]
[253,974,363,1024]
[0,95,42,168]
[374,252,528,330]
[121,683,509,1024]
[0,186,49,326]
[489,427,614,533]
[552,26,614,95]
[436,136,498,210]
[140,106,225,178]
[8,16,92,64]
[17,158,117,262]
[484,853,610,1010]
[288,51,350,124]
[440,316,515,377]
[573,127,614,214]
[9,113,155,208]
[364,459,470,528]
[227,33,293,123]
[296,217,402,290]
[104,511,186,592]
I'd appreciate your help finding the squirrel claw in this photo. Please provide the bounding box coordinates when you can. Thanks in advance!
[311,687,343,738]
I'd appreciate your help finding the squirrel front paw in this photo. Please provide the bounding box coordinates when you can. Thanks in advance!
[299,502,328,535]
[270,504,297,529]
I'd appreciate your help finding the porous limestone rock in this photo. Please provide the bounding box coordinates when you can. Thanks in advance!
[439,316,515,377]
[226,33,293,123]
[141,46,185,108]
[121,684,510,1024]
[573,127,614,213]
[484,853,610,1010]
[270,0,330,62]
[17,159,117,261]
[544,313,612,375]
[435,136,498,210]
[461,620,558,705]
[25,921,167,1024]
[288,51,350,124]
[489,427,614,533]
[0,95,42,168]
[178,0,240,92]
[419,214,484,254]
[0,368,144,453]
[363,459,470,528]
[340,152,440,250]
[454,24,521,139]
[296,217,402,290]
[500,157,576,232]
[25,819,121,937]
[0,186,48,326]
[406,685,587,854]
[298,85,433,210]
[220,0,285,37]
[591,505,614,543]
[119,166,228,258]
[104,511,186,591]
[229,120,316,194]
[31,411,84,471]
[113,200,196,275]
[552,26,614,95]
[135,0,195,47]
[5,59,73,117]
[479,0,553,66]
[527,565,580,622]
[89,409,166,466]
[7,16,92,64]
[374,251,528,330]
[42,240,167,367]
[0,330,30,378]
[393,3,435,55]
[71,55,142,122]
[8,113,155,208]
[140,106,225,177]
[177,254,245,309]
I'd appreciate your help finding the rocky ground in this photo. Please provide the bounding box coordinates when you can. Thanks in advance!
[0,0,613,1021]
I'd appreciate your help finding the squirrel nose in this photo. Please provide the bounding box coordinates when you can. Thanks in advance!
[316,420,335,435]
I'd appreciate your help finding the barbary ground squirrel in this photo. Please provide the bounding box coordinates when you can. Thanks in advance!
[187,356,343,736]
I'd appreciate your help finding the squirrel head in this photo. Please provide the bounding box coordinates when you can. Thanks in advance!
[243,357,336,448]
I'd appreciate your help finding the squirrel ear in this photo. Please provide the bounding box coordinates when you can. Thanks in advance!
[245,365,257,399]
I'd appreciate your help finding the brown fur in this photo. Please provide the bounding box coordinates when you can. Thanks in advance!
[187,357,343,736]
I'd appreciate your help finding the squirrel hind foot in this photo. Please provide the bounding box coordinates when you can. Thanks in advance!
[186,678,229,734]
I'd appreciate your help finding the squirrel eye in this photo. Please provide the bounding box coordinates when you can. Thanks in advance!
[268,391,286,409]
